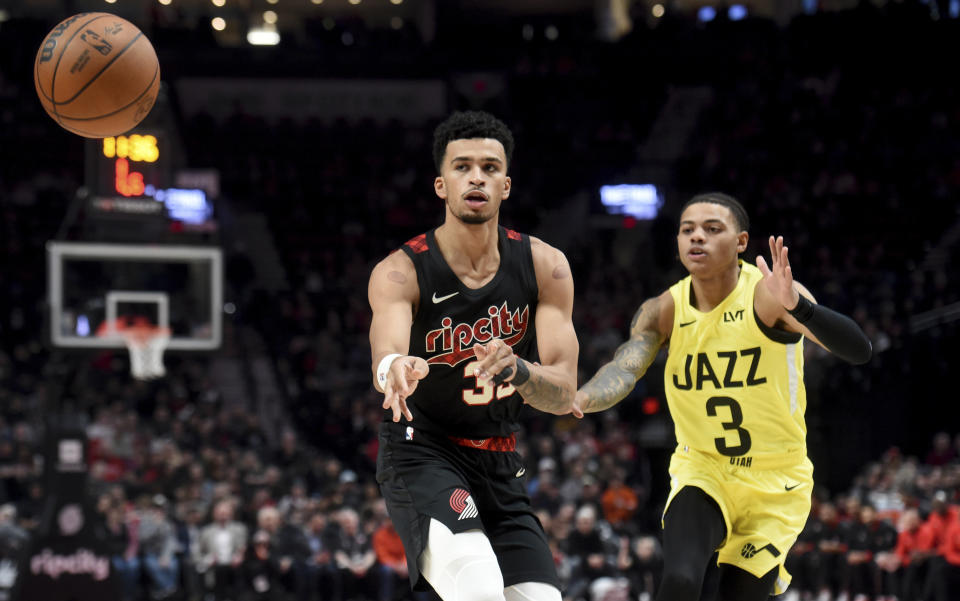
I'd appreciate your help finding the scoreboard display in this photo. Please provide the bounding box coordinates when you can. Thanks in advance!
[101,133,162,197]
[85,129,170,218]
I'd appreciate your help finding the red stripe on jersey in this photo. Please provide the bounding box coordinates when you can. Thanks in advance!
[405,233,429,254]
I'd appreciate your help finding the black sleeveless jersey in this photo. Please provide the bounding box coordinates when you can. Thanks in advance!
[395,226,539,438]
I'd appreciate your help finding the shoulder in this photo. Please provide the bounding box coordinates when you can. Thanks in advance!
[528,235,570,275]
[528,235,573,297]
[624,291,674,342]
[368,249,419,303]
[374,246,416,273]
[634,290,675,340]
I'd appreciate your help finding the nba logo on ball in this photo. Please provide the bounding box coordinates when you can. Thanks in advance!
[34,12,161,138]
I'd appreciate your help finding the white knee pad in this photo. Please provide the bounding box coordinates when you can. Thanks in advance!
[419,518,505,601]
[504,581,562,601]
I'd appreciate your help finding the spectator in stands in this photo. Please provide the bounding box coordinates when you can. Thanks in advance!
[241,529,284,601]
[941,513,960,598]
[304,509,339,601]
[372,511,431,601]
[891,508,930,601]
[846,502,898,601]
[331,507,376,601]
[103,501,140,601]
[175,501,207,601]
[629,536,662,601]
[531,458,564,514]
[600,468,638,534]
[257,505,311,599]
[926,432,956,467]
[810,502,848,601]
[139,494,181,600]
[197,499,248,601]
[565,505,614,601]
[0,504,27,551]
[918,490,959,601]
[784,511,818,601]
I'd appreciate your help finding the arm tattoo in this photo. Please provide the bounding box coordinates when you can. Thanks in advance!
[579,299,665,413]
[515,362,574,414]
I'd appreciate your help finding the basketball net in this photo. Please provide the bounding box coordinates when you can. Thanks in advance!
[121,325,171,380]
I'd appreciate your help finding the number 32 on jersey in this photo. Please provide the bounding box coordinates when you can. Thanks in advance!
[461,360,515,405]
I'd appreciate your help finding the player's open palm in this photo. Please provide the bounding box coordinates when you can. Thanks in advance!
[756,235,801,309]
[382,356,429,422]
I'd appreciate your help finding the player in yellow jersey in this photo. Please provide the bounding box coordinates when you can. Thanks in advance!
[573,193,872,600]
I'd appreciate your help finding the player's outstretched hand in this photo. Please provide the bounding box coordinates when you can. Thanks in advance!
[472,339,517,385]
[756,235,801,310]
[382,356,429,422]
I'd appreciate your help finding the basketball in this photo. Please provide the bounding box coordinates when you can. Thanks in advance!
[34,12,160,138]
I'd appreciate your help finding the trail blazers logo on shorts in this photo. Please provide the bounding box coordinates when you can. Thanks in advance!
[449,488,479,520]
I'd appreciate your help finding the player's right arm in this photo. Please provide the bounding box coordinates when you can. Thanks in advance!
[368,251,429,422]
[574,290,674,416]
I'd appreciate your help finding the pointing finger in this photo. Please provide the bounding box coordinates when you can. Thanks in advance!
[757,255,771,277]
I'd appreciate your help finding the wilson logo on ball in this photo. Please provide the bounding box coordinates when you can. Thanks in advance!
[38,13,86,63]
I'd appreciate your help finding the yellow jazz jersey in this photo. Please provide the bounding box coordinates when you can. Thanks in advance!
[665,261,807,467]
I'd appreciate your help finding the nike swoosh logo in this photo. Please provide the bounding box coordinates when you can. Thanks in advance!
[785,483,801,491]
[516,467,526,478]
[432,291,460,304]
[679,320,696,328]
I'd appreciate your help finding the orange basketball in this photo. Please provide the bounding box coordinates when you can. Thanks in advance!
[34,13,160,138]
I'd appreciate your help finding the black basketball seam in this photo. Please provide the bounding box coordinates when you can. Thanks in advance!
[57,62,159,121]
[53,31,146,107]
[41,13,104,126]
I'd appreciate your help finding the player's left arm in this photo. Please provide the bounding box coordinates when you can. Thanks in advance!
[756,235,872,365]
[471,237,578,414]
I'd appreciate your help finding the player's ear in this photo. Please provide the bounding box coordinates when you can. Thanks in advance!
[434,176,446,199]
[502,176,511,199]
[737,231,748,254]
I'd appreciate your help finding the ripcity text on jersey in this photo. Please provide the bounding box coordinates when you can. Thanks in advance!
[397,226,538,438]
[665,261,807,468]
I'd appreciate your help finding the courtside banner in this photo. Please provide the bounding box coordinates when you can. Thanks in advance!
[14,415,120,601]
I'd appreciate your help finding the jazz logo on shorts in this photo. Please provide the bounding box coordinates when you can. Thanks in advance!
[450,488,478,520]
[740,542,781,559]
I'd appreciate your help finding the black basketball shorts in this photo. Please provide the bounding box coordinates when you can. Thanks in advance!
[375,421,560,591]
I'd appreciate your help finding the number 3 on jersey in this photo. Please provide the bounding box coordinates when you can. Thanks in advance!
[462,360,516,405]
[706,396,752,456]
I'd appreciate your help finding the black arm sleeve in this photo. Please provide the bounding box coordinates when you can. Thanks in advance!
[788,295,873,365]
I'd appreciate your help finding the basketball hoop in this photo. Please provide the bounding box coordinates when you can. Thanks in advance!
[121,325,171,380]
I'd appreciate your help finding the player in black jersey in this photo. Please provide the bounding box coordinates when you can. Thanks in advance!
[367,111,579,601]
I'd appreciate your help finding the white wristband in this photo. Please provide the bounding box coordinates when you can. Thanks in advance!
[376,353,403,390]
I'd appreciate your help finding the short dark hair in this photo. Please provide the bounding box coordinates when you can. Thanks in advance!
[680,192,750,232]
[432,111,515,174]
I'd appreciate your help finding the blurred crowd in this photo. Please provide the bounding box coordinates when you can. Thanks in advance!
[1,4,960,601]
[1,372,959,601]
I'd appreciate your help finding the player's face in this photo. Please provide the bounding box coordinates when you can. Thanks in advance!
[435,138,511,225]
[677,202,747,275]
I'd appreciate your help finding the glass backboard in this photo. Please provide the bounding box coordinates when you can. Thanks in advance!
[47,242,222,350]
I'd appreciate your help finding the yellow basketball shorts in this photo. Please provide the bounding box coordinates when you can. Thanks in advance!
[662,446,813,596]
